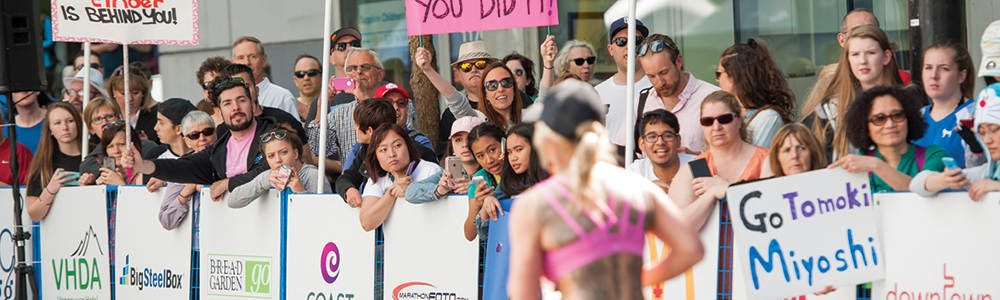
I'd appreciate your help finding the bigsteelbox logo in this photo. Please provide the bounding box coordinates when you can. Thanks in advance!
[118,254,184,291]
[51,226,104,291]
[320,242,340,284]
[207,254,271,297]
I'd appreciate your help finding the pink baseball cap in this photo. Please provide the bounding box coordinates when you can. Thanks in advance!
[450,116,483,139]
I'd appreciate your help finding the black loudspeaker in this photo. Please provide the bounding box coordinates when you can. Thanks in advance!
[0,0,46,93]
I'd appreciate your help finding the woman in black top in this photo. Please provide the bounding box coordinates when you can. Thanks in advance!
[27,102,93,222]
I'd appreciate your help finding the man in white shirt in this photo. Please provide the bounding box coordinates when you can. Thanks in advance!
[595,17,652,147]
[231,36,300,121]
[627,109,695,193]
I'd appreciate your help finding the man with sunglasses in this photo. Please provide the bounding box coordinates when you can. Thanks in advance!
[293,54,323,120]
[632,34,720,154]
[231,36,301,122]
[305,27,365,124]
[122,78,279,203]
[596,17,653,148]
[62,67,109,114]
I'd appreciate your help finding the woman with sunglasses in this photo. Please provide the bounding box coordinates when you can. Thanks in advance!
[27,102,93,222]
[476,63,525,132]
[831,86,948,193]
[359,123,443,232]
[229,124,331,208]
[107,65,161,144]
[913,40,981,168]
[7,90,49,154]
[801,25,903,162]
[716,39,795,147]
[96,123,145,185]
[554,40,597,83]
[669,91,772,231]
[160,110,219,230]
[503,53,539,101]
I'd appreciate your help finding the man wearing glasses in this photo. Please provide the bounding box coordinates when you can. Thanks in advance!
[231,36,300,122]
[627,109,695,193]
[633,34,719,154]
[62,67,109,114]
[305,27,364,124]
[596,17,653,148]
[293,53,323,120]
[123,77,278,203]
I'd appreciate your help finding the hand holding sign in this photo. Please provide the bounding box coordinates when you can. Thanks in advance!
[540,35,557,66]
[414,47,434,72]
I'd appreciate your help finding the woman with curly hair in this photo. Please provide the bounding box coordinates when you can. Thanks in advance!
[716,39,795,147]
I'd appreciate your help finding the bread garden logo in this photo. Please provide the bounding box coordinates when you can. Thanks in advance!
[207,253,272,298]
[118,254,184,291]
[392,282,470,300]
[51,226,104,291]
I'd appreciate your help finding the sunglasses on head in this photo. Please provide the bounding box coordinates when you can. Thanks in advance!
[572,56,596,66]
[484,77,514,91]
[459,60,488,72]
[102,120,126,129]
[214,77,248,90]
[637,40,674,57]
[612,36,646,47]
[294,69,321,78]
[112,65,145,78]
[186,127,215,139]
[335,40,361,51]
[868,110,906,126]
[261,130,289,143]
[700,113,735,126]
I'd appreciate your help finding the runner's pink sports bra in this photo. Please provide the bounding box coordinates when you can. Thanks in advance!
[538,176,647,282]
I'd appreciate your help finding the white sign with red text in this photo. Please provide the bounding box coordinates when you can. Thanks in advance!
[52,0,199,45]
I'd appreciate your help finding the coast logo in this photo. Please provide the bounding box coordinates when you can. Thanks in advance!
[393,282,469,300]
[52,226,105,290]
[118,255,184,291]
[207,254,271,297]
[320,242,340,284]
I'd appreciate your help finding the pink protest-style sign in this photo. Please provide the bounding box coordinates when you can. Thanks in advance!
[50,0,199,45]
[405,0,559,36]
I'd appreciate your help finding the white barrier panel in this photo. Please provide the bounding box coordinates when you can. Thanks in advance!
[727,169,885,299]
[39,185,112,300]
[200,189,282,300]
[114,186,192,299]
[382,197,479,300]
[872,192,1000,299]
[287,194,375,300]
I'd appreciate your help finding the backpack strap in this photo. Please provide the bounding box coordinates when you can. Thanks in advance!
[631,87,654,155]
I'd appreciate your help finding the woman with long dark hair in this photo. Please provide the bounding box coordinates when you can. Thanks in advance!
[359,123,442,231]
[498,122,548,196]
[27,102,91,222]
[717,39,795,147]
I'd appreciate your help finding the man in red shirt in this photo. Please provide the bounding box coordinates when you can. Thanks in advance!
[0,113,34,186]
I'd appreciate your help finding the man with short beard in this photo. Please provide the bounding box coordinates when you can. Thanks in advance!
[122,78,277,203]
[634,34,720,154]
[628,109,695,193]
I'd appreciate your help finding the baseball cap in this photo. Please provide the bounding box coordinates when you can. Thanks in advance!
[158,98,197,125]
[608,17,649,44]
[980,20,1000,77]
[538,80,605,141]
[375,83,410,99]
[450,116,483,139]
[330,27,362,48]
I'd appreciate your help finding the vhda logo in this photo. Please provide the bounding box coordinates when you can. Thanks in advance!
[51,226,105,290]
[320,242,340,284]
[118,255,184,291]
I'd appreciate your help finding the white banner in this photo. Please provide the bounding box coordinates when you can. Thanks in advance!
[200,189,282,300]
[51,0,199,45]
[726,168,885,299]
[287,194,375,300]
[39,185,112,300]
[113,186,192,299]
[382,197,479,300]
[872,192,1000,299]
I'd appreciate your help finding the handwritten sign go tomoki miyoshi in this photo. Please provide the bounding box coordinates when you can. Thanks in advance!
[405,0,559,36]
[51,0,198,45]
[725,168,886,300]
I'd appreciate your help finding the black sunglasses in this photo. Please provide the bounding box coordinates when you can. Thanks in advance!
[186,127,215,139]
[294,69,321,78]
[571,56,596,66]
[715,70,726,80]
[76,63,100,70]
[868,110,906,126]
[512,68,524,77]
[612,36,646,47]
[637,40,674,57]
[484,77,514,91]
[335,41,361,51]
[201,82,213,91]
[700,113,735,126]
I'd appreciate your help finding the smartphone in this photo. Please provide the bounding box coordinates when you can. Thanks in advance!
[331,77,355,91]
[942,157,960,170]
[957,123,985,153]
[60,171,81,186]
[446,156,465,178]
[689,158,712,178]
[472,176,487,188]
[276,163,294,188]
[103,156,117,172]
[405,161,418,176]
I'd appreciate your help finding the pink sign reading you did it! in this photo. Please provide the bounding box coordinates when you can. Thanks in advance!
[405,0,559,36]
